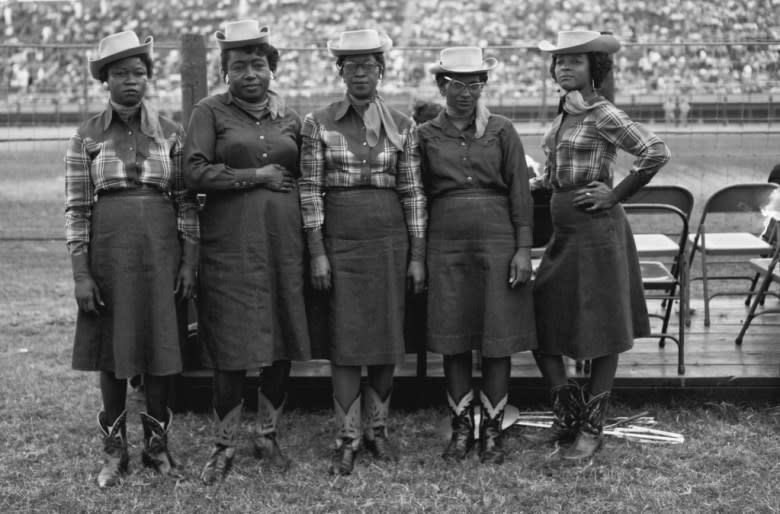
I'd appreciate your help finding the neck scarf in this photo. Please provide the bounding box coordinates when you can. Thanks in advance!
[109,99,166,145]
[349,94,402,150]
[445,98,491,139]
[542,90,610,153]
[230,89,287,120]
[232,95,269,120]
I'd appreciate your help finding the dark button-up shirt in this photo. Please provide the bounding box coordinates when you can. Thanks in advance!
[418,111,533,248]
[183,92,302,192]
[299,96,427,239]
[64,101,199,255]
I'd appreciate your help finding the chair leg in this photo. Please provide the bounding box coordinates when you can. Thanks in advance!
[701,247,711,327]
[745,271,760,306]
[736,269,774,345]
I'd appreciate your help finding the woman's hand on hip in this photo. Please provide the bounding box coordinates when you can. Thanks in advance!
[74,276,104,314]
[256,164,295,193]
[572,181,617,212]
[310,254,332,291]
[407,260,426,294]
[509,248,532,288]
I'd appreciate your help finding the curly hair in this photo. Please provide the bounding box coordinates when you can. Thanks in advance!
[220,42,280,81]
[549,52,613,88]
[98,53,153,82]
[434,71,489,90]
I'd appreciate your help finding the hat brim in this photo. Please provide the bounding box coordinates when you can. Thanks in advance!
[215,26,270,50]
[327,35,393,56]
[428,57,499,75]
[88,36,153,80]
[538,35,620,55]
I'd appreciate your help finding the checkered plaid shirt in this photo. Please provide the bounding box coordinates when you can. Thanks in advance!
[299,97,427,239]
[542,102,671,189]
[65,102,199,255]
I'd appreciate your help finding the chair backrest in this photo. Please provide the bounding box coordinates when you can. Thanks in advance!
[625,185,695,219]
[699,183,778,219]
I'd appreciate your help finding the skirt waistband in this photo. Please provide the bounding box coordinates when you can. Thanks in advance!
[433,188,507,200]
[96,184,169,199]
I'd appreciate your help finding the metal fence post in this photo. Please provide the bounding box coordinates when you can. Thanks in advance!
[180,34,208,128]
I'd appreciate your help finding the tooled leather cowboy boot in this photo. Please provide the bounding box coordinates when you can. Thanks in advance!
[97,409,129,488]
[478,392,507,465]
[362,386,398,463]
[330,395,361,476]
[530,380,582,446]
[140,408,184,479]
[561,390,610,462]
[252,391,291,472]
[442,390,475,461]
[201,403,242,485]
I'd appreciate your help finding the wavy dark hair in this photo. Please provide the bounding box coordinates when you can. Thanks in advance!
[549,51,613,88]
[98,53,153,82]
[220,42,280,81]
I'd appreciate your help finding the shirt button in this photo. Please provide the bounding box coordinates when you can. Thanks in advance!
[259,135,265,140]
[129,147,133,151]
[461,142,466,146]
[362,160,367,164]
[362,142,367,146]
[128,131,133,135]
[256,121,260,125]
[262,153,268,158]
[467,176,473,181]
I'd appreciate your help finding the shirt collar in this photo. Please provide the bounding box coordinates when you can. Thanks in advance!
[430,109,476,138]
[101,99,163,141]
[222,90,286,120]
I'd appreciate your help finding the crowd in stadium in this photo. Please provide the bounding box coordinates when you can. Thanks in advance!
[2,0,779,105]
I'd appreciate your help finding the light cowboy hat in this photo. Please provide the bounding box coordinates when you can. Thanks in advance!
[88,31,153,80]
[538,30,620,54]
[428,47,498,75]
[215,20,270,50]
[327,29,393,56]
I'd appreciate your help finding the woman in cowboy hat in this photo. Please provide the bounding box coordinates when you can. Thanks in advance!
[65,30,199,487]
[299,28,426,476]
[418,47,536,465]
[532,30,670,460]
[183,20,311,484]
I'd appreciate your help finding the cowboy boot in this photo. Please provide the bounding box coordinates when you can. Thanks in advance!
[140,409,184,479]
[330,395,361,476]
[529,381,582,446]
[97,409,129,488]
[478,392,507,465]
[201,403,242,485]
[561,391,611,462]
[442,390,475,461]
[252,391,291,472]
[362,386,398,463]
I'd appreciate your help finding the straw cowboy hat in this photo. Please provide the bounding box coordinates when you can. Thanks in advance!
[428,47,498,75]
[88,31,153,79]
[538,30,620,55]
[215,20,270,50]
[327,29,393,56]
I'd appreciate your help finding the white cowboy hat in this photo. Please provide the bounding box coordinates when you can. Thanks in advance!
[428,47,498,75]
[215,20,270,50]
[88,31,153,79]
[538,30,620,55]
[327,29,393,56]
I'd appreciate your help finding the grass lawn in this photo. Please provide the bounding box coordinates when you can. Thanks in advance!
[1,133,779,512]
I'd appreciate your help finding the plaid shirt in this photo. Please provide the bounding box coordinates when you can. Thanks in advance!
[542,102,671,189]
[299,97,427,239]
[65,101,199,255]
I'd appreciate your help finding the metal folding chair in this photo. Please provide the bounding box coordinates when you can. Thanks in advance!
[687,183,778,326]
[624,185,693,375]
[735,220,780,345]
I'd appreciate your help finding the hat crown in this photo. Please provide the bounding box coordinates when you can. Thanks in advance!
[337,29,382,50]
[97,31,143,60]
[554,30,601,49]
[438,47,485,70]
[222,20,265,41]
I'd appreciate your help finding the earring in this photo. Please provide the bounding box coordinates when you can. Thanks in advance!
[224,76,230,86]
[102,82,109,90]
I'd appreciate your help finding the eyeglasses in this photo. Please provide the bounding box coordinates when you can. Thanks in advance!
[444,77,485,95]
[341,61,382,74]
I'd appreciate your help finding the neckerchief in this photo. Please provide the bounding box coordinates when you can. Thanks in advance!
[445,98,491,139]
[349,94,402,150]
[109,98,166,145]
[542,90,610,153]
